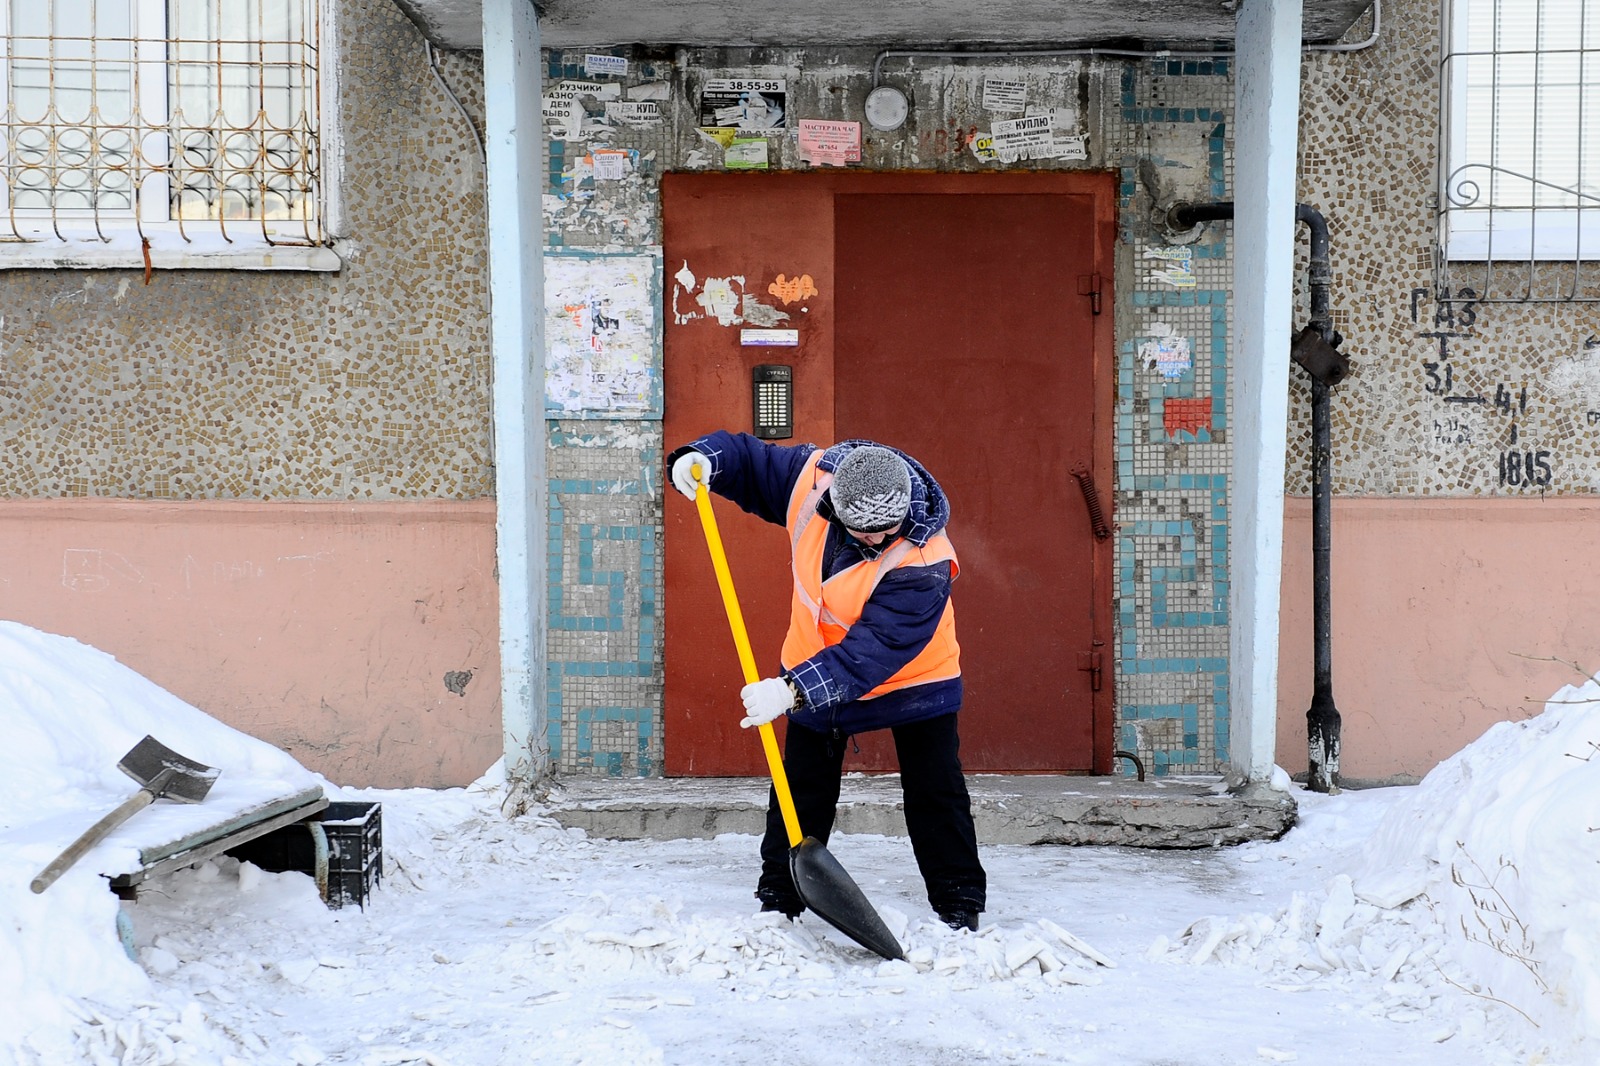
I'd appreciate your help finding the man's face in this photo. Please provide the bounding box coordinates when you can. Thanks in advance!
[845,523,901,547]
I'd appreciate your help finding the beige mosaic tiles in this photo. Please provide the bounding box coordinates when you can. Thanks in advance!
[0,0,494,502]
[1292,0,1600,496]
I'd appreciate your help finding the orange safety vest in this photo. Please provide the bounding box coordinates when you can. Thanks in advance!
[780,450,961,699]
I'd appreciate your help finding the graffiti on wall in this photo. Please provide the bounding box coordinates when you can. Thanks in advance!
[1411,285,1557,489]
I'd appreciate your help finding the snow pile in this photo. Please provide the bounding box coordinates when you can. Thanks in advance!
[1156,874,1475,1041]
[0,621,324,1063]
[1161,672,1600,1059]
[522,898,1112,990]
[1354,673,1600,1045]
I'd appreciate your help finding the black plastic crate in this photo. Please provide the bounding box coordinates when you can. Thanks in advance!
[227,801,382,910]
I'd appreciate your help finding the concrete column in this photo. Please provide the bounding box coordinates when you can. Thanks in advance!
[1229,0,1303,784]
[482,0,549,795]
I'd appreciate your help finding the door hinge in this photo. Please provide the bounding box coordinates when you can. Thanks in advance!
[1077,646,1104,692]
[1077,273,1103,315]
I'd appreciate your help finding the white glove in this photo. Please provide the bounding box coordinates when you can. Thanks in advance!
[671,451,712,501]
[740,677,797,729]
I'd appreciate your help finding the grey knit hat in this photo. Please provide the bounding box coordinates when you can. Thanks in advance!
[830,446,912,533]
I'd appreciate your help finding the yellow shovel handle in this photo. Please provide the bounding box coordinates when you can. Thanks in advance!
[692,465,804,847]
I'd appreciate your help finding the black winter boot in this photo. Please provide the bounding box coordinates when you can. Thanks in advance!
[938,909,979,932]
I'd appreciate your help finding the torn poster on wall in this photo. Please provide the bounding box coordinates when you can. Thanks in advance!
[546,252,662,418]
[982,78,1027,112]
[973,116,1087,164]
[584,54,628,77]
[1139,324,1193,380]
[699,79,787,130]
[798,120,861,167]
[1144,246,1197,289]
[605,101,663,128]
[590,149,632,180]
[725,138,770,169]
[768,273,818,305]
[543,81,621,141]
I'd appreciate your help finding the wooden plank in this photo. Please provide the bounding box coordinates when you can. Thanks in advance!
[110,788,328,890]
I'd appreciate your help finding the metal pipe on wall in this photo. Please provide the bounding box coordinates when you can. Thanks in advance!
[1165,199,1347,792]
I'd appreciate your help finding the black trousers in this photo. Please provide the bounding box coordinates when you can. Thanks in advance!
[756,711,987,916]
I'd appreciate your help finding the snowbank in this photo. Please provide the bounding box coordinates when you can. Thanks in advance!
[0,621,323,1061]
[1354,674,1600,1045]
[1164,672,1600,1059]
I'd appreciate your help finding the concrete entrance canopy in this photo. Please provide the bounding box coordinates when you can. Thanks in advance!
[400,0,1372,51]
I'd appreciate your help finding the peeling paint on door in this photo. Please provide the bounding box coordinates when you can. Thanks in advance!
[696,276,744,325]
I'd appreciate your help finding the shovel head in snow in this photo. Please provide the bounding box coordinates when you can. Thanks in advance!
[689,465,904,962]
[31,735,220,894]
[790,836,905,961]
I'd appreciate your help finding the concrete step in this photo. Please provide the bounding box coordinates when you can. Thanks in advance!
[546,774,1297,848]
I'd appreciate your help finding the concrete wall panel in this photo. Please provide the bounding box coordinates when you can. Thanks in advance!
[1277,496,1600,783]
[0,499,501,787]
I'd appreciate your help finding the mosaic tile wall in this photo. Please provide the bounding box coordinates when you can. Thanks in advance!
[546,421,664,775]
[1102,61,1237,776]
[0,0,495,501]
[1291,0,1600,496]
[539,46,1241,776]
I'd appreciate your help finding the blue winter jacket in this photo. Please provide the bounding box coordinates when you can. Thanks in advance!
[668,431,963,736]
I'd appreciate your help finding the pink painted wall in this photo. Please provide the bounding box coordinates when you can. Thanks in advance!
[1278,496,1600,784]
[0,500,501,788]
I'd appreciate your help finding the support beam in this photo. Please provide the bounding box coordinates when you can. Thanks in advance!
[1229,0,1304,786]
[483,0,549,801]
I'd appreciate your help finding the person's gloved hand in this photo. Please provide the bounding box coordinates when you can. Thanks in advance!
[670,451,712,501]
[740,677,797,729]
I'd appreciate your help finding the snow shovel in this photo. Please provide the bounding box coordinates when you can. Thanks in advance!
[31,735,220,894]
[690,464,905,961]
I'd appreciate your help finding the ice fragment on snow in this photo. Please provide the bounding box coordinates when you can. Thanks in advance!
[289,1045,327,1066]
[277,958,320,986]
[1038,918,1116,967]
[1256,1047,1298,1062]
[143,946,180,976]
[604,995,660,1010]
[1186,917,1231,964]
[879,905,909,943]
[1352,869,1428,910]
[526,991,572,1006]
[1004,936,1048,972]
[1315,875,1357,942]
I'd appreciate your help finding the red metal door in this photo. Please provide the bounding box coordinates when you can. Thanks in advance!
[662,172,1115,776]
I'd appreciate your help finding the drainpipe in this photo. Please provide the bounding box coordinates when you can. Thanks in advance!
[1165,200,1351,793]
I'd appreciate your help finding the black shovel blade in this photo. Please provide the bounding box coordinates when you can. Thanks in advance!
[789,836,904,961]
[117,735,220,803]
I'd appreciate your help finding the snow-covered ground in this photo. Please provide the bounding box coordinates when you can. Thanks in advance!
[3,621,1598,1066]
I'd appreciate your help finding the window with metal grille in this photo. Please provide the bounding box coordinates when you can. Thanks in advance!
[1439,0,1600,300]
[1,0,331,267]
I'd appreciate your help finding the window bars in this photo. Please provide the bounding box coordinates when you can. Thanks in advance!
[0,0,323,247]
[1437,0,1600,301]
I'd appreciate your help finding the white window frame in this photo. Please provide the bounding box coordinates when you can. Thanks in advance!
[1440,0,1600,261]
[0,0,340,270]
